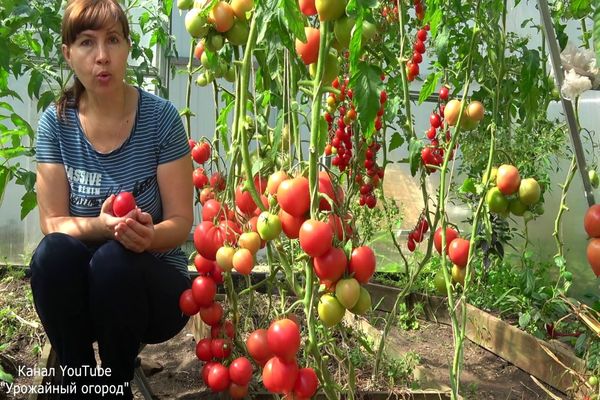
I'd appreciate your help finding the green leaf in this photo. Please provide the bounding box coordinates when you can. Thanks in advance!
[388,132,404,152]
[459,178,477,194]
[594,4,600,64]
[0,364,13,384]
[408,138,423,177]
[570,0,591,19]
[281,0,306,42]
[28,69,43,99]
[37,90,56,112]
[0,167,10,206]
[418,71,442,104]
[554,255,566,268]
[435,26,449,68]
[349,62,383,140]
[348,6,364,74]
[251,158,264,177]
[20,190,37,220]
[518,312,531,329]
[216,97,234,153]
[518,49,540,96]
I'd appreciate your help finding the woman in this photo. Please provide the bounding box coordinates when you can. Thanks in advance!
[30,0,193,398]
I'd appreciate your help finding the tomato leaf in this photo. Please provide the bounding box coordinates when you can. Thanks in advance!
[435,26,449,68]
[0,167,10,207]
[280,0,306,42]
[459,178,477,194]
[594,4,600,64]
[418,71,442,104]
[570,0,591,19]
[350,62,383,140]
[388,132,404,152]
[20,190,37,220]
[408,138,423,177]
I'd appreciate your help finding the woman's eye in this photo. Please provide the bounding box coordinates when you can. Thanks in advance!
[80,39,92,46]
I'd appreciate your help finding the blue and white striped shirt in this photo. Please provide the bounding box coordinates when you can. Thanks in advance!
[35,87,190,275]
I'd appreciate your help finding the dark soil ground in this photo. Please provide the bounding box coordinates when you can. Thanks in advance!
[0,268,570,400]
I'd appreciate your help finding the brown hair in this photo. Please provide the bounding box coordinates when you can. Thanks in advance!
[56,0,130,119]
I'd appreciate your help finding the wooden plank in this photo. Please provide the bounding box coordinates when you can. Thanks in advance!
[408,292,585,395]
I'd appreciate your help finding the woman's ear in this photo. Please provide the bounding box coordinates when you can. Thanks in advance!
[62,44,71,67]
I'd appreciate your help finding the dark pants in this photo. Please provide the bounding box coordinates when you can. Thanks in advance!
[29,233,190,399]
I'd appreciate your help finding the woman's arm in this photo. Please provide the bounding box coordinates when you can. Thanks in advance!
[36,163,120,241]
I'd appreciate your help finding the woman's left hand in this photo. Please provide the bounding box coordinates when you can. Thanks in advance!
[114,208,155,253]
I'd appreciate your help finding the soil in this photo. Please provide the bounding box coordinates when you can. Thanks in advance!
[0,271,570,400]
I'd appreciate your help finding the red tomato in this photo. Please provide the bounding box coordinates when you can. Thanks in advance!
[348,246,376,283]
[195,338,213,361]
[588,238,600,277]
[202,199,224,221]
[193,167,209,189]
[267,319,301,362]
[279,209,306,239]
[112,192,136,217]
[318,171,344,211]
[299,219,334,257]
[262,356,299,394]
[496,164,521,195]
[295,27,320,65]
[200,302,223,326]
[202,361,218,384]
[192,141,211,164]
[210,263,224,285]
[199,187,215,205]
[277,177,311,217]
[194,221,226,260]
[293,367,319,398]
[191,276,217,307]
[448,238,470,268]
[229,383,249,399]
[229,357,253,385]
[211,320,235,339]
[235,175,267,215]
[179,289,199,316]
[584,205,600,238]
[207,362,230,392]
[299,0,317,15]
[194,253,216,274]
[327,214,345,241]
[433,226,459,254]
[210,172,226,191]
[246,329,272,362]
[313,247,346,282]
[210,338,232,359]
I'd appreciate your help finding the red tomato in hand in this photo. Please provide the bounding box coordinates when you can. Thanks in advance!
[348,246,376,283]
[267,319,301,361]
[112,192,136,217]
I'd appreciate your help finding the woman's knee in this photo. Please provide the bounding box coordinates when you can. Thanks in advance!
[30,232,91,278]
[89,241,139,289]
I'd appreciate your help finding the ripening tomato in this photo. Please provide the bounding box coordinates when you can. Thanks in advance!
[443,99,462,126]
[279,209,305,239]
[246,329,273,365]
[315,0,345,21]
[238,231,261,254]
[295,27,320,65]
[267,170,289,195]
[216,246,235,272]
[195,338,213,361]
[293,368,319,398]
[209,1,234,32]
[318,294,345,327]
[299,0,317,15]
[229,356,253,385]
[230,0,253,19]
[348,246,376,283]
[191,275,217,307]
[335,278,361,309]
[267,319,301,362]
[211,338,232,359]
[299,219,334,257]
[262,356,299,394]
[448,238,470,268]
[211,320,235,339]
[200,302,223,326]
[112,192,136,217]
[179,289,199,316]
[199,187,215,205]
[207,362,230,392]
[193,41,205,61]
[232,248,255,275]
[313,246,346,282]
[192,141,211,164]
[496,164,521,196]
[433,227,459,254]
[587,239,600,276]
[584,205,600,238]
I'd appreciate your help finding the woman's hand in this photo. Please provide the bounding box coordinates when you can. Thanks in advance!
[114,208,155,253]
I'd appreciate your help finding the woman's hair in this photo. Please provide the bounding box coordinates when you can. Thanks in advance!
[56,0,130,119]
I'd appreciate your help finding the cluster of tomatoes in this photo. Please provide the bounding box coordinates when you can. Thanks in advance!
[324,77,355,172]
[407,25,429,82]
[420,87,451,173]
[432,226,470,289]
[190,139,226,200]
[245,319,319,398]
[380,1,399,23]
[485,164,541,219]
[406,213,429,252]
[584,204,600,277]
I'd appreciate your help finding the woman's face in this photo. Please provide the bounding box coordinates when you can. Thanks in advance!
[62,22,130,95]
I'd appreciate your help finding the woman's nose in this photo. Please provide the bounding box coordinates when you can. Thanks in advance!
[95,44,110,64]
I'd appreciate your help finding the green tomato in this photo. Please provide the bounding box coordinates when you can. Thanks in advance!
[588,375,598,386]
[486,187,508,214]
[589,170,600,189]
[335,278,360,309]
[333,16,355,49]
[482,166,498,186]
[256,211,282,241]
[318,294,345,327]
[315,0,346,22]
[200,51,211,69]
[361,20,377,43]
[350,286,372,315]
[196,74,208,87]
[177,0,194,10]
[433,270,448,296]
[205,31,225,52]
[309,49,339,85]
[518,178,541,205]
[508,198,528,217]
[225,19,249,46]
[224,66,236,82]
[185,8,209,38]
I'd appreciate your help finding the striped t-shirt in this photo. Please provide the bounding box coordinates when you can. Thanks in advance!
[35,87,190,275]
